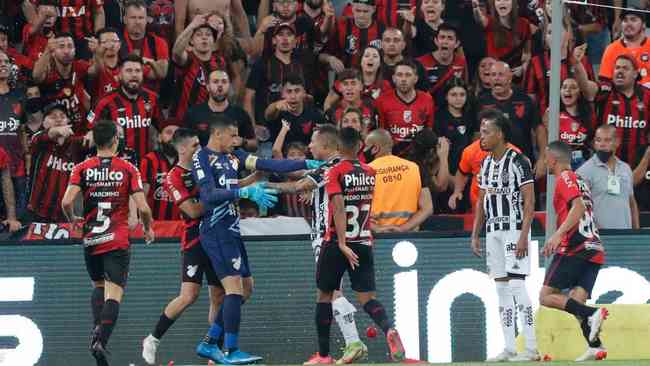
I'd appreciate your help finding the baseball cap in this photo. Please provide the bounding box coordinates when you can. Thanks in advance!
[42,102,69,118]
[273,22,296,36]
[620,6,646,22]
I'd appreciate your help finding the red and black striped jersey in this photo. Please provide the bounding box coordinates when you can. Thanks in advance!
[377,0,417,27]
[173,51,227,121]
[553,169,605,264]
[40,59,90,134]
[90,87,160,164]
[416,53,468,105]
[28,0,104,42]
[324,159,375,246]
[28,131,86,222]
[328,17,384,69]
[375,90,435,156]
[525,51,595,114]
[140,151,180,221]
[68,155,143,255]
[91,64,120,103]
[594,83,650,167]
[120,30,169,91]
[484,16,531,68]
[164,165,200,251]
[0,88,26,177]
[21,24,52,62]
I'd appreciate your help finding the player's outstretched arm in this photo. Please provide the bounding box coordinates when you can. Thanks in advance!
[266,178,317,194]
[236,150,322,173]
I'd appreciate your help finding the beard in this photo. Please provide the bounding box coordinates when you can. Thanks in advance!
[122,80,142,95]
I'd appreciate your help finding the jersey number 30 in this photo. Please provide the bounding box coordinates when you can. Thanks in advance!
[345,204,370,239]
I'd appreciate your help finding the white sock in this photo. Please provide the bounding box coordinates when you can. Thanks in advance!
[510,279,537,352]
[495,281,516,353]
[332,296,361,345]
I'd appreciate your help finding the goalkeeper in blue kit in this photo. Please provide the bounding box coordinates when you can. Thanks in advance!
[192,116,321,364]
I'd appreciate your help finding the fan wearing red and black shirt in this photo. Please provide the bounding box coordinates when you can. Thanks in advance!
[87,28,123,102]
[0,26,34,83]
[140,121,181,221]
[90,53,160,165]
[416,22,468,106]
[322,0,385,70]
[306,127,405,364]
[172,14,228,121]
[142,128,223,364]
[32,32,91,134]
[22,1,57,61]
[61,120,153,365]
[325,69,378,131]
[0,145,20,232]
[27,0,105,59]
[540,141,608,361]
[576,52,650,169]
[376,60,435,157]
[27,103,86,223]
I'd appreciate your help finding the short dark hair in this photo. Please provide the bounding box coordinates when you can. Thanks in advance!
[93,120,118,149]
[124,0,147,11]
[96,27,120,40]
[172,128,198,146]
[478,108,511,142]
[394,60,418,73]
[315,124,339,149]
[208,115,238,135]
[336,68,361,82]
[55,31,74,41]
[338,127,362,152]
[340,107,364,125]
[437,22,459,38]
[285,141,308,156]
[119,52,144,67]
[283,74,305,88]
[547,140,572,163]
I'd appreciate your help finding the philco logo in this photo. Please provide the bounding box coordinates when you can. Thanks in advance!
[85,168,124,181]
[344,172,375,186]
[117,115,151,129]
[46,155,74,172]
[607,114,647,128]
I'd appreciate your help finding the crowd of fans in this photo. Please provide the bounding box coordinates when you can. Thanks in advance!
[0,0,649,233]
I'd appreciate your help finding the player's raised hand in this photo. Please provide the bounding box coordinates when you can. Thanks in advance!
[470,236,482,257]
[542,232,562,257]
[239,182,279,209]
[340,244,359,269]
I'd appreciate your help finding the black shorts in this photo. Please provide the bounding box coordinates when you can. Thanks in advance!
[84,249,130,288]
[544,255,601,296]
[182,243,221,287]
[316,242,375,293]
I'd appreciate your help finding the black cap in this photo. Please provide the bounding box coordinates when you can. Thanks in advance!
[42,102,68,118]
[273,22,297,36]
[620,6,646,23]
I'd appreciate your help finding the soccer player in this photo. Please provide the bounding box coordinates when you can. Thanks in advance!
[267,125,368,364]
[142,128,224,365]
[61,120,154,366]
[192,116,320,364]
[308,127,405,364]
[540,140,609,362]
[470,109,539,362]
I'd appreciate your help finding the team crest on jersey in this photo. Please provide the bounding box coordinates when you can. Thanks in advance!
[302,121,314,135]
[571,121,579,132]
[638,102,645,111]
[502,170,510,185]
[642,53,649,62]
[144,101,152,112]
[514,104,525,119]
[371,88,381,99]
[403,110,412,123]
[457,125,466,135]
[345,35,358,55]
[197,68,206,86]
[228,155,239,171]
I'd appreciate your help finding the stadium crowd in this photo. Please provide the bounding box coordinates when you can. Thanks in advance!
[0,0,649,232]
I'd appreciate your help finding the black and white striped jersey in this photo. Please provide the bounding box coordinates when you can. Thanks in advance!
[478,148,534,233]
[305,156,341,241]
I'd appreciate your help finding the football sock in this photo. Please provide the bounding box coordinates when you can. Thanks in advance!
[580,317,602,348]
[332,296,361,345]
[204,306,225,344]
[316,302,333,357]
[152,313,176,340]
[223,294,242,352]
[98,299,120,347]
[565,298,598,319]
[91,287,105,326]
[495,282,516,353]
[362,299,391,334]
[510,279,537,351]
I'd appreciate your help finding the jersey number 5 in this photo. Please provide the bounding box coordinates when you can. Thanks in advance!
[91,202,112,234]
[345,204,370,239]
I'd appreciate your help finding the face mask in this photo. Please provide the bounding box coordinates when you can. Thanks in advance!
[25,97,44,114]
[596,150,613,163]
[161,142,178,158]
[363,146,376,162]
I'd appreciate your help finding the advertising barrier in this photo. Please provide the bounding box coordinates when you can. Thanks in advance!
[1,232,650,365]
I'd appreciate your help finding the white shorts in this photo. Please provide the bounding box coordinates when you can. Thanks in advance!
[486,230,531,279]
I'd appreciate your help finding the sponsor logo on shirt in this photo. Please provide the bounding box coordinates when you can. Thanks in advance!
[606,114,647,129]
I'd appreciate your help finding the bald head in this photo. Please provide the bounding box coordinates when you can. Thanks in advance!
[490,61,513,97]
[365,129,393,159]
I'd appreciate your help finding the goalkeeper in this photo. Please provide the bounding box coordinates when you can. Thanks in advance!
[192,116,321,364]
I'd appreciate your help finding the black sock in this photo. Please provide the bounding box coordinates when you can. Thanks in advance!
[98,299,120,347]
[580,317,602,348]
[363,299,391,334]
[91,287,104,326]
[316,302,333,357]
[152,312,176,340]
[565,298,597,319]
